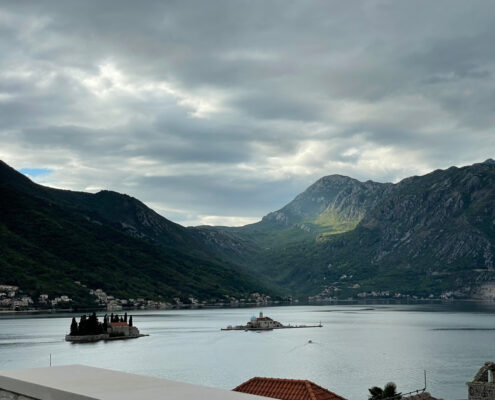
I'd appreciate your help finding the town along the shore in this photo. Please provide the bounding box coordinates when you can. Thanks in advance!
[65,312,147,342]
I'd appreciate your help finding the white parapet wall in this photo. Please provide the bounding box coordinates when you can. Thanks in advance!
[0,365,266,400]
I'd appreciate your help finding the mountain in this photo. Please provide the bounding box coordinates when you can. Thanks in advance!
[0,161,271,307]
[193,160,495,298]
[261,175,391,232]
[344,161,495,296]
[2,158,494,304]
[193,176,391,271]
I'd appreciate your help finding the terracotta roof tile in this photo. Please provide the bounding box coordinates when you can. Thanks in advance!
[109,322,128,326]
[233,377,346,400]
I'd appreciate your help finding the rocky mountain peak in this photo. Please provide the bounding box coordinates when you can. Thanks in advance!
[260,172,390,229]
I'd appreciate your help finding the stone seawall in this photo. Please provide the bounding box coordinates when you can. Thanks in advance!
[0,389,38,400]
[65,333,146,342]
[65,333,109,342]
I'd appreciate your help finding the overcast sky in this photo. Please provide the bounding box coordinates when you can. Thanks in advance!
[1,1,494,226]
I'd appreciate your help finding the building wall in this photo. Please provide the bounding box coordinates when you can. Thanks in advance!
[468,382,495,400]
[0,389,38,400]
[108,325,129,336]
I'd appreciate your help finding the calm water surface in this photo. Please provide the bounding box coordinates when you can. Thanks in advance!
[1,303,495,399]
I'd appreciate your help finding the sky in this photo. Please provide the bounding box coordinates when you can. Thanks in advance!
[1,1,494,226]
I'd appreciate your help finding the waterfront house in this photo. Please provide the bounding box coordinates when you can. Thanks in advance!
[233,377,346,400]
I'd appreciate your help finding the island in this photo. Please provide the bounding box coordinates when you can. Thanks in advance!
[222,312,323,331]
[65,312,147,342]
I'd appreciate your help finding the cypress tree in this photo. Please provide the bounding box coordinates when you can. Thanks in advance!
[129,316,133,327]
[79,315,87,335]
[70,317,78,336]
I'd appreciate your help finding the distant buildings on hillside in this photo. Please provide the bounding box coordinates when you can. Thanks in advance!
[0,284,73,311]
[0,281,277,312]
[309,284,443,303]
[0,285,33,309]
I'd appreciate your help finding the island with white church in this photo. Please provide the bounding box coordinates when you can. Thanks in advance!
[65,312,147,342]
[222,312,323,331]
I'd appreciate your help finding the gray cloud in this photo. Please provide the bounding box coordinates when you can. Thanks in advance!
[0,0,494,225]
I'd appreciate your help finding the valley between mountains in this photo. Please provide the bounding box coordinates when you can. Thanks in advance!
[1,159,494,308]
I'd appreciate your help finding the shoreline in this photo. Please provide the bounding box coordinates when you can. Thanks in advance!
[65,333,149,343]
[2,298,495,316]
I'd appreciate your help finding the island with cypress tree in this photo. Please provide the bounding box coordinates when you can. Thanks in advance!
[65,312,146,342]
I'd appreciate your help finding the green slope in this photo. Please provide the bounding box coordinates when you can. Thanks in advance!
[0,162,271,306]
[194,161,495,299]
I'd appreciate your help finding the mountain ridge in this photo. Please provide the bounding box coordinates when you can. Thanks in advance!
[0,161,273,306]
[2,159,494,303]
[194,160,495,298]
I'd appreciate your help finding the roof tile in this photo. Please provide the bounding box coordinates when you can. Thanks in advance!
[233,377,346,400]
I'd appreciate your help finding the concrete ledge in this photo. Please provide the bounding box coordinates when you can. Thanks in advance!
[0,365,266,400]
[0,374,95,400]
[0,388,38,400]
[65,334,109,342]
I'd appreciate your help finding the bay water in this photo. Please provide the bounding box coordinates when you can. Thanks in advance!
[1,303,495,399]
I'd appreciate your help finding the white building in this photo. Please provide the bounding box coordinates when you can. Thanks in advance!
[246,312,284,330]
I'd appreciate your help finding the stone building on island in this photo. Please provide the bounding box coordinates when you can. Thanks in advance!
[107,313,139,337]
[246,312,284,330]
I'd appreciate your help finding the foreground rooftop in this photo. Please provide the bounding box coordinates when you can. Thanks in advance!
[233,377,346,400]
[0,365,266,400]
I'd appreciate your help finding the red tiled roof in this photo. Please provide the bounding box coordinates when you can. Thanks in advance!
[110,322,128,326]
[233,377,347,400]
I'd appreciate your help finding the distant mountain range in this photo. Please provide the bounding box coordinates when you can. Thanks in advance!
[1,159,494,306]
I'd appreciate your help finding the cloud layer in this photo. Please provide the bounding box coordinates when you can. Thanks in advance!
[1,1,494,225]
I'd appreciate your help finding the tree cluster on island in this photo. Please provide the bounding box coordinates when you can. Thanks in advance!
[69,312,133,336]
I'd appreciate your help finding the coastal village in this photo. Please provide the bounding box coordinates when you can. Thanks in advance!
[0,281,274,312]
[308,282,474,303]
[1,279,462,313]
